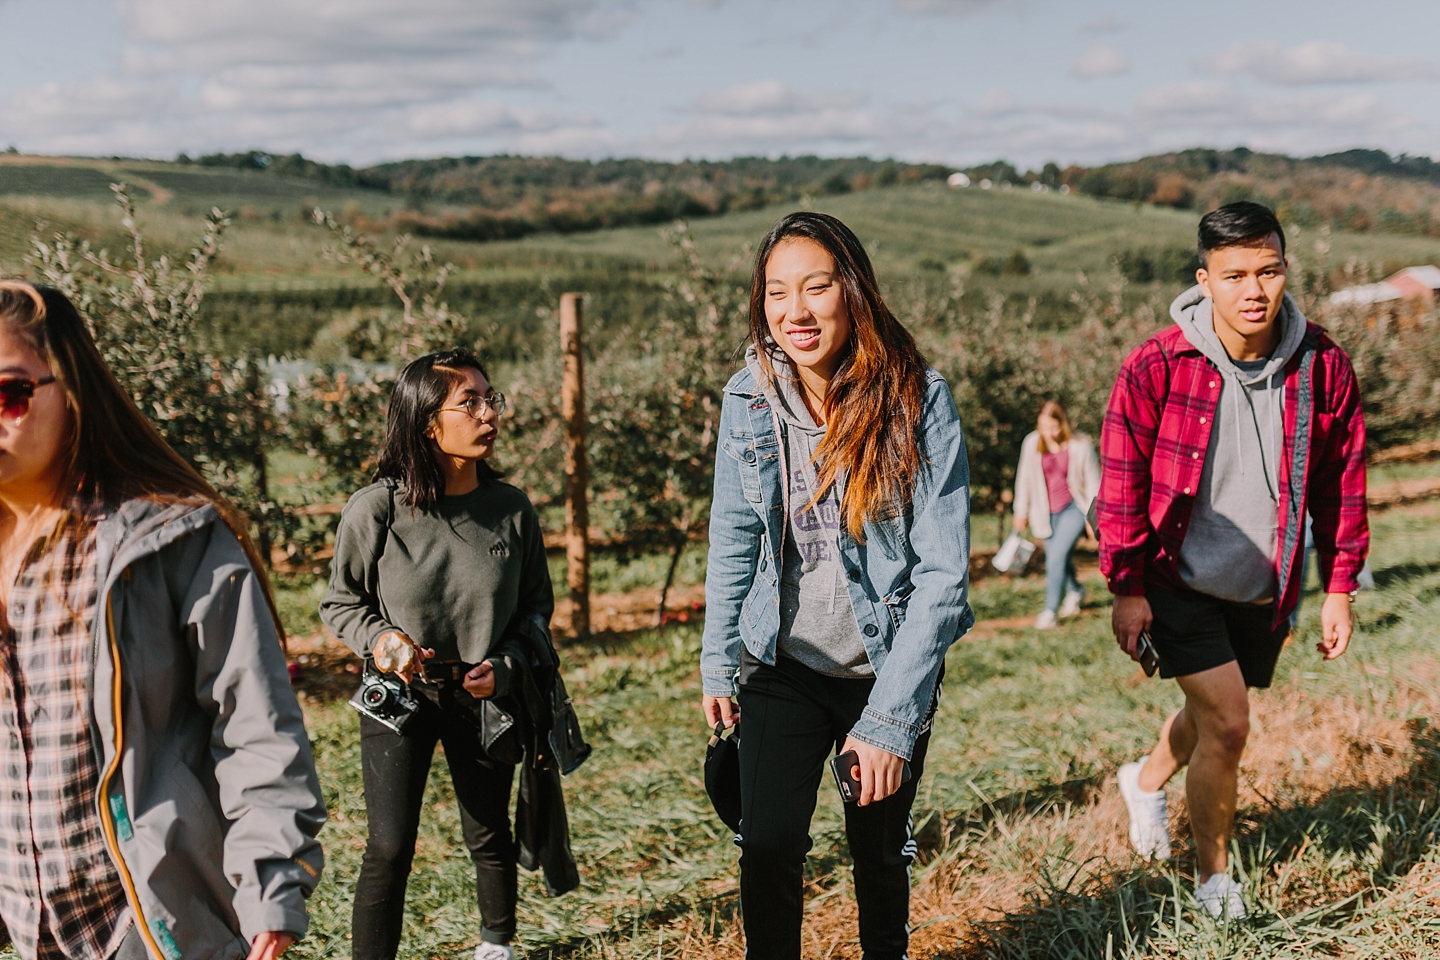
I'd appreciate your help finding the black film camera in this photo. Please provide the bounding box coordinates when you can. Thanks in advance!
[348,663,419,733]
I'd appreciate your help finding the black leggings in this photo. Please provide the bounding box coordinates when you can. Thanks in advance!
[736,652,934,960]
[352,680,517,960]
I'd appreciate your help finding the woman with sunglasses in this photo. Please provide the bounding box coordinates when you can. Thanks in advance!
[700,213,973,959]
[0,280,325,960]
[321,349,552,960]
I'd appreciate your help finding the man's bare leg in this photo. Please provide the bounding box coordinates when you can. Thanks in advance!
[1134,662,1250,881]
[1138,706,1197,791]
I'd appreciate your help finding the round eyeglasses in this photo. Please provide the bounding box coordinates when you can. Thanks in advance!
[439,393,507,420]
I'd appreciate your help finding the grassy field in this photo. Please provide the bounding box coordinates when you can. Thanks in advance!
[248,494,1440,960]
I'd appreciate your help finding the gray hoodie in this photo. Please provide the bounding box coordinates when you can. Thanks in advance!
[746,346,873,678]
[1170,285,1307,603]
[91,500,326,960]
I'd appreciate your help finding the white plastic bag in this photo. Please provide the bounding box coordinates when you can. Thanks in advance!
[992,533,1037,574]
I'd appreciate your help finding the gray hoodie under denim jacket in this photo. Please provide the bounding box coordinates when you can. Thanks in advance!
[700,360,974,761]
[86,499,326,960]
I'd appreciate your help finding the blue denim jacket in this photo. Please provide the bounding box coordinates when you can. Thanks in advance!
[700,364,974,760]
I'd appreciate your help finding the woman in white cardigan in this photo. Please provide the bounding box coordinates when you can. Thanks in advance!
[1012,400,1100,628]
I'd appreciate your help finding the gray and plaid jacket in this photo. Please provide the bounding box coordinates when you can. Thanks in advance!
[85,499,325,960]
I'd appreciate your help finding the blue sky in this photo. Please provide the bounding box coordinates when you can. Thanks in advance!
[2,0,1439,167]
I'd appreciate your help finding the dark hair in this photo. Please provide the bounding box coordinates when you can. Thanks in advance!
[748,212,930,541]
[1198,201,1286,267]
[0,281,285,640]
[375,348,498,510]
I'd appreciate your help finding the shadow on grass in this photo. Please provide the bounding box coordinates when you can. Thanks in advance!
[1370,559,1440,590]
[943,721,1440,959]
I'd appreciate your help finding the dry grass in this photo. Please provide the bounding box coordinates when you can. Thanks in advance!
[168,501,1440,960]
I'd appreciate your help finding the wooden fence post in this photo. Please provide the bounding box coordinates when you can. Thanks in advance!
[560,293,591,639]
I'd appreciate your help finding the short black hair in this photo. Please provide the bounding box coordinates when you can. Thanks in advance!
[1197,201,1285,267]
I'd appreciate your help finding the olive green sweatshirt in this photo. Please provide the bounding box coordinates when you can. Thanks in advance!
[321,479,555,671]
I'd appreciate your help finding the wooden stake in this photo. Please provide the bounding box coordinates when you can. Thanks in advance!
[560,293,591,638]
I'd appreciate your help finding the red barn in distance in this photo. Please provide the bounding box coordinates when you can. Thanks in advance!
[1330,265,1440,307]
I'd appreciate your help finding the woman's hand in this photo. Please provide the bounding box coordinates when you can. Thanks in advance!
[1012,514,1026,533]
[703,695,738,730]
[373,631,434,683]
[245,932,296,960]
[839,736,905,806]
[462,661,496,698]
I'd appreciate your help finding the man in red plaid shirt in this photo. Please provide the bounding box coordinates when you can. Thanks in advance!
[1098,201,1368,921]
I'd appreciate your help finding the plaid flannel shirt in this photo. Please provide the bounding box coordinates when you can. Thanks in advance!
[0,515,131,960]
[1098,321,1368,626]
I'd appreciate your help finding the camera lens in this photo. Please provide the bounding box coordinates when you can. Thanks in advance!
[363,686,389,708]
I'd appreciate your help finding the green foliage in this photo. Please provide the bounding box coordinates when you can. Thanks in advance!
[24,185,276,518]
[311,208,466,360]
[583,223,747,610]
[1115,246,1201,285]
[974,249,1033,277]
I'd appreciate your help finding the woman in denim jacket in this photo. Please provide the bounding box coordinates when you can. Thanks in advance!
[700,213,973,960]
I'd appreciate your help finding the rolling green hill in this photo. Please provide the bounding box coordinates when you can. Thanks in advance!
[6,155,1440,359]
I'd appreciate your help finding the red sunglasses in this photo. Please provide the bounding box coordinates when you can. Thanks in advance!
[0,376,57,420]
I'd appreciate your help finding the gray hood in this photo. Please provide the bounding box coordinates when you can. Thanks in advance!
[743,343,872,677]
[88,497,326,957]
[1170,284,1306,386]
[1168,286,1307,603]
[745,343,823,434]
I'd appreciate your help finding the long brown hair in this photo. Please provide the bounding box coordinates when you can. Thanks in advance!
[1035,399,1073,454]
[748,212,930,540]
[0,281,285,640]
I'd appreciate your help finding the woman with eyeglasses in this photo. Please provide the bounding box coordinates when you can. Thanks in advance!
[700,213,973,959]
[0,280,324,960]
[321,349,552,960]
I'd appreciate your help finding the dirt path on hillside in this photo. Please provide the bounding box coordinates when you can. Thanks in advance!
[0,154,172,205]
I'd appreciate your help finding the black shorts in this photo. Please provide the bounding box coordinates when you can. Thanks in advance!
[1145,585,1290,688]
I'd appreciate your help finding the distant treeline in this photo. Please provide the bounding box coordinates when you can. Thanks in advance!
[181,151,952,239]
[1056,147,1440,238]
[180,145,1440,241]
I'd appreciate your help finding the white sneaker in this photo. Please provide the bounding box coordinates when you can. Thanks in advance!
[1195,873,1247,921]
[475,943,515,960]
[1035,609,1058,629]
[1059,589,1084,618]
[1117,757,1171,860]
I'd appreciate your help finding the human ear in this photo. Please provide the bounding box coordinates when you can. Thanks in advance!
[1195,268,1212,299]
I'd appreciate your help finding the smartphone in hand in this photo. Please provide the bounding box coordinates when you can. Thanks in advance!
[1137,629,1160,677]
[829,750,912,804]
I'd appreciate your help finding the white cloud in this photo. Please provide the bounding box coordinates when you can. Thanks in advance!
[896,79,1417,169]
[1081,13,1124,33]
[1198,40,1440,85]
[972,88,1019,117]
[116,0,604,70]
[1071,44,1129,79]
[0,0,616,161]
[686,80,865,117]
[893,0,1005,14]
[641,80,899,158]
